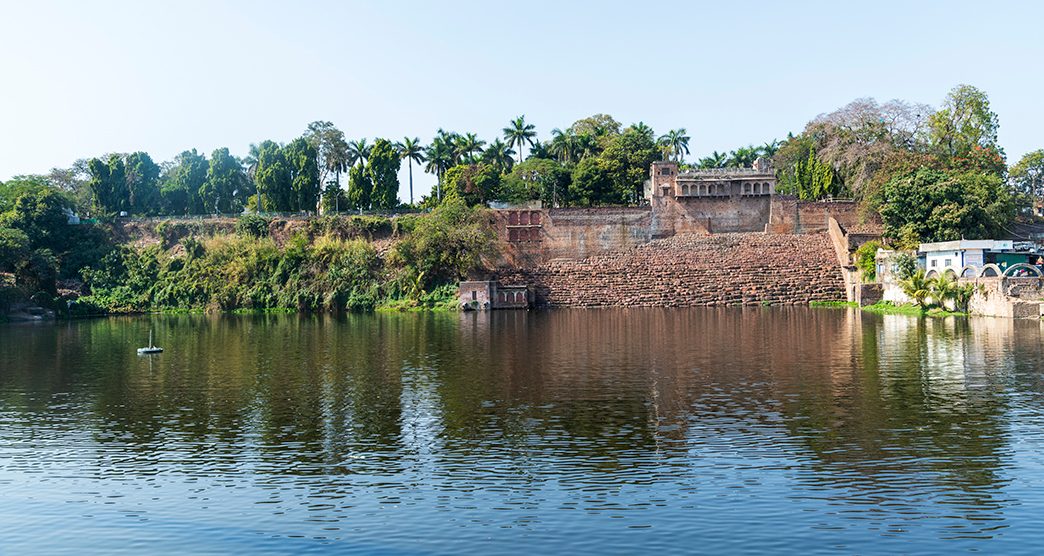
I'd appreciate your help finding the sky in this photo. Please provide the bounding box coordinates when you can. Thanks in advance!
[2,0,1043,201]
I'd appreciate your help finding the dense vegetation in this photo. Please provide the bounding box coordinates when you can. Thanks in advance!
[2,83,1042,316]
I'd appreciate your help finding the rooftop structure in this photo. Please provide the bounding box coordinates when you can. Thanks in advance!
[646,158,776,200]
[919,239,1043,278]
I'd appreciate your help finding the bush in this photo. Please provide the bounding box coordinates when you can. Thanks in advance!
[236,214,270,238]
[854,240,882,282]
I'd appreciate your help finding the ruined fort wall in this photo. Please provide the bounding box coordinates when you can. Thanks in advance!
[495,233,846,307]
[767,196,870,233]
[493,207,655,268]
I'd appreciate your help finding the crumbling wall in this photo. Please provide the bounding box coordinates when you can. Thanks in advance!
[494,232,846,307]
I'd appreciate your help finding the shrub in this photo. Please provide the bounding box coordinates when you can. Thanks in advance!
[854,240,882,282]
[235,214,270,238]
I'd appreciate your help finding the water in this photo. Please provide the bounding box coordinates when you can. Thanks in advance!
[2,308,1044,555]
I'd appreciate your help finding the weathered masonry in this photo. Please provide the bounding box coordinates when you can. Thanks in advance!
[646,158,776,200]
[459,281,531,310]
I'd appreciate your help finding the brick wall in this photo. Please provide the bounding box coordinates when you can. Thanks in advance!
[494,232,846,307]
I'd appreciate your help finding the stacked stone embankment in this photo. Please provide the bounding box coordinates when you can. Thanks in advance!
[496,232,845,307]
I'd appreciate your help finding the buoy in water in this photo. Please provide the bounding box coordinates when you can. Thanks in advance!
[137,329,163,355]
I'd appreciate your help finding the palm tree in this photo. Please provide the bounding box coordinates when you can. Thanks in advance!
[697,151,728,169]
[900,269,934,310]
[631,122,655,142]
[503,115,537,164]
[549,128,573,164]
[424,137,453,200]
[726,145,759,168]
[483,139,516,173]
[658,128,691,163]
[395,137,425,206]
[347,138,371,168]
[455,133,486,164]
[528,140,550,159]
[758,140,781,158]
[324,136,350,212]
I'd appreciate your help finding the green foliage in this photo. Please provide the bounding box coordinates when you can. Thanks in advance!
[285,137,320,212]
[854,240,882,282]
[161,149,208,215]
[777,149,843,200]
[201,147,249,213]
[928,84,1001,161]
[235,214,270,238]
[569,157,616,206]
[0,227,30,273]
[501,158,570,206]
[442,164,501,206]
[880,167,1018,246]
[389,198,496,290]
[601,125,662,203]
[897,270,975,313]
[1009,149,1044,198]
[899,269,933,310]
[368,138,401,209]
[893,252,918,280]
[347,163,373,210]
[125,152,161,215]
[254,141,292,212]
[87,154,129,215]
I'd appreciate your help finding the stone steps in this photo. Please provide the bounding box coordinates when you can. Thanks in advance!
[496,232,846,307]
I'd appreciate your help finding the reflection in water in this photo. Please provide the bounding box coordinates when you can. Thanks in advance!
[2,309,1044,554]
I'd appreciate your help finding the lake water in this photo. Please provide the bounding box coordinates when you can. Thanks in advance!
[2,308,1044,554]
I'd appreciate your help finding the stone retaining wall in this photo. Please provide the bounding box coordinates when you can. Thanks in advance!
[494,232,846,307]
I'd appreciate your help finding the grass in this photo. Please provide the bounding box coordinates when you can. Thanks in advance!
[860,301,967,317]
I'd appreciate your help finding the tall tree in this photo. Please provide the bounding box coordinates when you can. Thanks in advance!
[425,137,453,201]
[347,162,373,210]
[86,154,128,215]
[304,121,349,211]
[657,129,690,163]
[160,149,208,214]
[124,152,161,214]
[482,139,516,173]
[368,138,401,210]
[395,137,425,206]
[1010,149,1044,198]
[284,137,320,212]
[347,138,371,169]
[928,84,1001,161]
[201,147,248,213]
[503,115,536,163]
[253,141,291,212]
[455,133,486,164]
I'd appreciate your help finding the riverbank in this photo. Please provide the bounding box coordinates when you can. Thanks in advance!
[810,300,969,317]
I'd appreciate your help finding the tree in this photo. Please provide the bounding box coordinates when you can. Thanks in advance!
[347,138,371,169]
[501,157,570,206]
[697,151,728,169]
[879,166,1018,246]
[454,133,486,164]
[201,148,248,213]
[1009,149,1044,198]
[482,139,516,173]
[0,227,30,273]
[304,121,350,210]
[601,126,662,203]
[395,137,425,206]
[776,149,842,200]
[86,154,128,215]
[124,152,161,214]
[347,162,373,210]
[159,149,208,214]
[443,163,500,206]
[284,137,319,212]
[658,128,690,162]
[503,115,537,163]
[928,84,1001,161]
[569,157,615,206]
[424,137,454,201]
[368,138,400,209]
[568,114,621,143]
[253,142,291,212]
[0,188,71,251]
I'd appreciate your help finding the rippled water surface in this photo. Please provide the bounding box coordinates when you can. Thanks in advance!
[3,308,1044,554]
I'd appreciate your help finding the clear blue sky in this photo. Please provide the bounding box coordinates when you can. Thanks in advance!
[2,0,1042,200]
